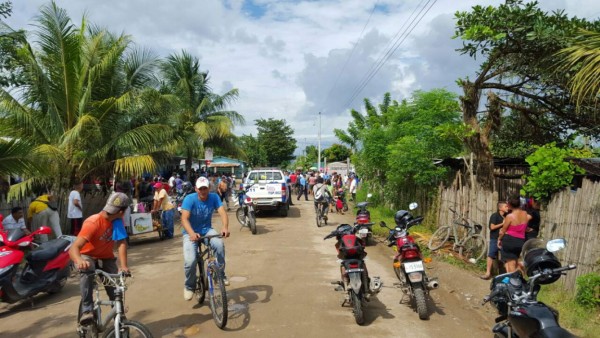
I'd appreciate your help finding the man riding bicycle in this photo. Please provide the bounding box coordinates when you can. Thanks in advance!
[180,176,230,301]
[313,176,332,221]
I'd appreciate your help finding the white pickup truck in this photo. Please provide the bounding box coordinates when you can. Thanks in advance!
[244,169,290,217]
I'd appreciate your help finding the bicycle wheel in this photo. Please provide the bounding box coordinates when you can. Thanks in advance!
[102,320,153,338]
[235,207,245,226]
[208,266,228,329]
[428,226,451,251]
[195,261,206,304]
[316,206,322,227]
[459,234,487,262]
[248,212,257,235]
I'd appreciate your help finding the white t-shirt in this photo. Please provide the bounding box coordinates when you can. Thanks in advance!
[168,176,176,187]
[68,190,83,218]
[3,214,26,230]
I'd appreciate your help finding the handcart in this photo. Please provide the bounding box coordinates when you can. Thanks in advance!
[126,197,167,241]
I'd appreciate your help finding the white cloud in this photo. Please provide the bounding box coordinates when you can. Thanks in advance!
[5,0,600,155]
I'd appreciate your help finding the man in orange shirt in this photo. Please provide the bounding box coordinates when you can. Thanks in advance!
[69,192,130,325]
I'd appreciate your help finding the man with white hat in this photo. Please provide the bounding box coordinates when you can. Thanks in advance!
[180,176,230,300]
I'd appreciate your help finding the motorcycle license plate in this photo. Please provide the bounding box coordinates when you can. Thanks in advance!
[403,261,424,273]
[346,268,364,273]
[358,228,369,238]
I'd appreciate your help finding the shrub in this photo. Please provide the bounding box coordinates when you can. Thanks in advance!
[575,273,600,308]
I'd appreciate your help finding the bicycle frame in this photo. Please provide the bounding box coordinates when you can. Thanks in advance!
[197,237,223,292]
[447,209,478,250]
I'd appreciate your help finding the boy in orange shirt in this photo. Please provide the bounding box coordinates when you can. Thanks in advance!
[69,192,130,325]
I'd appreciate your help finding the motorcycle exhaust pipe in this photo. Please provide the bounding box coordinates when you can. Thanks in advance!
[427,280,439,290]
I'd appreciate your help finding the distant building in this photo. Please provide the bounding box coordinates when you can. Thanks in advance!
[205,156,246,177]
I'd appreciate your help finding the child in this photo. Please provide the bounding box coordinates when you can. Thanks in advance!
[335,197,344,214]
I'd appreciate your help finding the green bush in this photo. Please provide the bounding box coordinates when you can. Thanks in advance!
[575,273,600,308]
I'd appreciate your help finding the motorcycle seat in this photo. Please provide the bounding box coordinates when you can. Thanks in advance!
[539,326,576,338]
[27,238,71,262]
[356,202,368,209]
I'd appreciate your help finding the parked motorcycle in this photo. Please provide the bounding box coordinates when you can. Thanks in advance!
[483,238,577,338]
[325,224,382,325]
[381,203,438,320]
[175,181,195,212]
[235,184,257,235]
[355,193,374,245]
[0,226,76,304]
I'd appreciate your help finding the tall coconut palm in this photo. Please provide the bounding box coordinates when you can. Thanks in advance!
[0,2,172,199]
[159,50,244,179]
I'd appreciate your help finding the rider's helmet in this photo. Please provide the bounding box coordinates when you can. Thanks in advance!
[394,210,412,227]
[182,181,193,194]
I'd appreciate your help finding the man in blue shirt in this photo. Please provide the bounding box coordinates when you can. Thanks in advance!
[180,176,230,301]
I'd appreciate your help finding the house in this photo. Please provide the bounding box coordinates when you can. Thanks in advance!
[205,156,246,177]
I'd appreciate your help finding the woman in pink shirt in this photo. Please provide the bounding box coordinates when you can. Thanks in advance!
[498,196,532,273]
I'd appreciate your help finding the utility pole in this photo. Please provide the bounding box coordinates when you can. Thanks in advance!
[317,112,321,173]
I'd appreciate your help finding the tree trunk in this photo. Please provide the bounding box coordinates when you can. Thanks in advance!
[460,80,495,190]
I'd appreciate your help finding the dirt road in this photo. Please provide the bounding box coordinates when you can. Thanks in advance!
[0,198,497,337]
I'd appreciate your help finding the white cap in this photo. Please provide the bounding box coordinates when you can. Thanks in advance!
[196,176,209,188]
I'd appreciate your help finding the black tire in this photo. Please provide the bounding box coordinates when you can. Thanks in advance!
[350,290,364,325]
[459,234,487,262]
[343,203,348,212]
[47,277,67,294]
[102,319,153,338]
[278,203,289,217]
[208,266,228,329]
[316,206,322,227]
[235,207,245,226]
[249,212,257,235]
[195,262,206,304]
[413,284,429,320]
[428,226,450,251]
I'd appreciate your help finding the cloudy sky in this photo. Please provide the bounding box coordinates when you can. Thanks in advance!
[5,0,600,153]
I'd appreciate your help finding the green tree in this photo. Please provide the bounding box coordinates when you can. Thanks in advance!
[0,1,25,87]
[304,145,318,164]
[323,143,351,162]
[0,2,172,198]
[255,118,296,167]
[454,0,600,189]
[239,134,267,168]
[159,50,244,179]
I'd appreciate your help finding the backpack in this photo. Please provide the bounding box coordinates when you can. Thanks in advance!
[314,185,326,202]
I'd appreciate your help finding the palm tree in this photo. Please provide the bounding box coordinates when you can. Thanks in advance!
[159,51,244,179]
[557,29,600,108]
[0,2,172,198]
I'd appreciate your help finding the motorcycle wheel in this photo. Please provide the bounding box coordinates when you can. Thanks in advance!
[428,226,450,251]
[350,290,365,325]
[413,284,429,320]
[249,212,257,235]
[47,277,67,294]
[235,207,245,226]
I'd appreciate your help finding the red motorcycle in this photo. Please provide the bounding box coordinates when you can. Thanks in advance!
[0,226,75,304]
[381,203,438,320]
[354,194,374,245]
[325,224,382,325]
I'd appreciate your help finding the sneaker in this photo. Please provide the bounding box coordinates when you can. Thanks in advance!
[223,276,230,286]
[79,311,94,325]
[184,288,194,301]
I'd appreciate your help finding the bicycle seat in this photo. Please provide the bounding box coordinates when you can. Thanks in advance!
[473,224,483,233]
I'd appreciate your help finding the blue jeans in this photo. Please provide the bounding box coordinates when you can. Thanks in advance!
[161,209,175,238]
[183,229,226,291]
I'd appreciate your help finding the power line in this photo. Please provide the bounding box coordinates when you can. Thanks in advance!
[323,2,379,111]
[340,0,437,111]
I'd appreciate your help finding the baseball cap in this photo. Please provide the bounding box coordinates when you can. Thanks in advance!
[153,182,163,189]
[196,176,210,188]
[103,192,130,214]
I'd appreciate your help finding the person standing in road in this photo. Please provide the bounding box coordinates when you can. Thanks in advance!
[152,182,175,239]
[68,182,84,236]
[481,201,509,280]
[297,174,308,201]
[349,174,357,202]
[217,175,230,211]
[69,192,130,325]
[498,196,532,273]
[308,173,317,196]
[525,198,541,241]
[180,176,230,301]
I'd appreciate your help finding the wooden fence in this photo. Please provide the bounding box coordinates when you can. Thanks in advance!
[436,175,600,291]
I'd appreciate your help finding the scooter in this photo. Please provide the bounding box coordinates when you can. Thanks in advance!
[483,238,577,337]
[325,224,382,325]
[381,203,438,320]
[235,184,257,235]
[355,193,374,245]
[0,226,76,304]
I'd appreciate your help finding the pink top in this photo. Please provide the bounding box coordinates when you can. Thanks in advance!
[506,223,527,239]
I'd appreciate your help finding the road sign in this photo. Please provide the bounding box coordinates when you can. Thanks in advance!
[205,160,212,166]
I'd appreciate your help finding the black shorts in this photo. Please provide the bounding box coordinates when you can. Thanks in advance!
[501,235,525,261]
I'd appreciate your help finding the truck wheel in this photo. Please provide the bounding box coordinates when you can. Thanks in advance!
[278,204,289,217]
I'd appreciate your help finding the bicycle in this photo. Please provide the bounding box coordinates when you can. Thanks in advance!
[77,270,153,338]
[315,201,328,227]
[428,207,487,261]
[193,234,228,329]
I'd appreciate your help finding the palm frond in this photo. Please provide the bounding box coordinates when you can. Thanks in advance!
[113,154,157,176]
[0,140,41,177]
[7,178,39,201]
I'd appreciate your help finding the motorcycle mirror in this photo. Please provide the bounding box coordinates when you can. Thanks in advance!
[409,202,418,210]
[367,193,372,199]
[546,238,567,253]
[379,221,388,228]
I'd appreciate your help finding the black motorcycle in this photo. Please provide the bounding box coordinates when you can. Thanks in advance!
[483,238,577,338]
[235,184,257,235]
